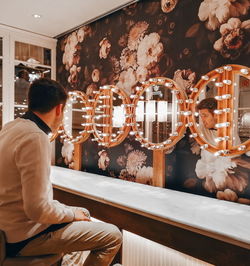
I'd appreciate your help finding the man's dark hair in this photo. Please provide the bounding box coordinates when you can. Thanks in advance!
[196,97,217,114]
[28,78,68,113]
[17,69,29,79]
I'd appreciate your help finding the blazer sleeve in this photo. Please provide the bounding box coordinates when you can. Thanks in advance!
[15,132,74,224]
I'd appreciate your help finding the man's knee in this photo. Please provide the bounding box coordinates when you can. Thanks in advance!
[105,224,122,246]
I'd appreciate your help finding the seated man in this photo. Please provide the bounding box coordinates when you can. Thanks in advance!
[0,78,122,266]
[15,69,30,104]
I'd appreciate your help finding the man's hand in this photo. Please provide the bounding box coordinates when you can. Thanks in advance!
[73,209,91,222]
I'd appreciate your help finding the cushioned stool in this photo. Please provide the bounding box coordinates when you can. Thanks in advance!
[0,230,62,266]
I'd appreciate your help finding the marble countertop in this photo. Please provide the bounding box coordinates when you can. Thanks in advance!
[51,166,250,249]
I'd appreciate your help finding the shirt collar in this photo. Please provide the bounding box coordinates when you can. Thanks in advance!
[21,111,51,135]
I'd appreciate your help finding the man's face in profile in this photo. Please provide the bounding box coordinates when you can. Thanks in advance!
[199,108,216,129]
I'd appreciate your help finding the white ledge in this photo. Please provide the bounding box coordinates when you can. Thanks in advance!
[51,166,250,250]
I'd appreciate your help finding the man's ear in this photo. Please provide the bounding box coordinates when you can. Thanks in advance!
[55,104,64,116]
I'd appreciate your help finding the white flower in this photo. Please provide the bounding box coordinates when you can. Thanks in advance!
[195,150,237,190]
[67,65,81,84]
[61,141,74,165]
[128,21,149,50]
[126,150,147,176]
[77,27,85,43]
[136,66,148,83]
[116,67,137,95]
[198,0,250,31]
[62,32,78,70]
[136,166,153,185]
[137,33,163,69]
[120,48,137,70]
[98,150,110,171]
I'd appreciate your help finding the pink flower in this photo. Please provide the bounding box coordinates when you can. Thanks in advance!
[98,150,110,171]
[91,69,100,83]
[67,65,81,84]
[99,38,111,59]
[214,18,250,59]
[173,69,196,95]
[161,0,179,13]
[198,0,250,31]
[86,83,97,97]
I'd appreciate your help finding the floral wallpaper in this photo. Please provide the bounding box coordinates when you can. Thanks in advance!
[56,0,250,204]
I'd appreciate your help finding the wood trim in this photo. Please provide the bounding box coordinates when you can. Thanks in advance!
[152,149,165,187]
[73,143,82,170]
[53,188,250,265]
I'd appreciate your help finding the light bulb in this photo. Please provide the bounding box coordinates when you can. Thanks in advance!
[201,75,209,80]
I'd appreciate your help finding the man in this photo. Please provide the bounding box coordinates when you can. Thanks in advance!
[15,69,30,104]
[0,78,122,265]
[197,97,217,130]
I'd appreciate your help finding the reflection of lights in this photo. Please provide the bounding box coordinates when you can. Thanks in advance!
[185,122,193,127]
[224,66,232,71]
[183,111,192,116]
[215,68,224,73]
[190,87,198,92]
[200,144,208,150]
[112,106,125,128]
[136,101,144,122]
[214,150,229,156]
[215,82,223,87]
[240,68,249,75]
[163,140,172,144]
[215,136,229,142]
[215,122,230,128]
[215,94,231,100]
[146,100,155,122]
[175,122,183,127]
[157,101,168,122]
[170,132,178,137]
[189,133,198,138]
[223,79,232,85]
[201,75,209,80]
[238,145,246,151]
[214,108,231,114]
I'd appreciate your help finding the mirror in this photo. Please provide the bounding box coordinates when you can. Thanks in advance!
[132,77,187,150]
[91,85,131,147]
[188,65,250,156]
[60,91,91,144]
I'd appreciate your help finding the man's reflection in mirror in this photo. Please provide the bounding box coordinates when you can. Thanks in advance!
[15,69,30,104]
[194,97,250,203]
[196,98,219,146]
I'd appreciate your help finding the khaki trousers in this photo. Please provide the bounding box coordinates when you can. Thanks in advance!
[18,221,122,266]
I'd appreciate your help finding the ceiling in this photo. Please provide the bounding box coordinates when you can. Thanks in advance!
[0,0,137,38]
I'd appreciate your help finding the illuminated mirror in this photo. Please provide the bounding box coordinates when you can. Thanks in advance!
[188,65,250,156]
[131,77,187,150]
[91,85,131,147]
[60,91,91,144]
